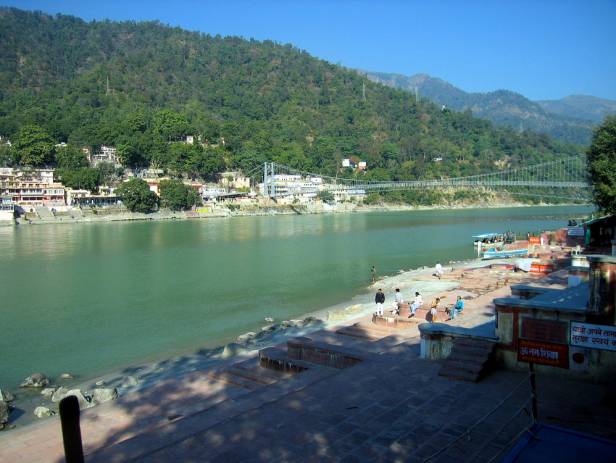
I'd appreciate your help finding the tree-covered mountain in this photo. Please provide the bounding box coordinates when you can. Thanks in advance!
[364,71,609,146]
[0,7,581,182]
[537,95,616,124]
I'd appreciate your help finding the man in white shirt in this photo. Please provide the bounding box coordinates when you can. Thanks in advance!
[410,291,423,317]
[435,262,443,279]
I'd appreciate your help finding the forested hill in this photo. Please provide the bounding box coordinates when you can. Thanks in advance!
[364,72,599,146]
[0,8,581,180]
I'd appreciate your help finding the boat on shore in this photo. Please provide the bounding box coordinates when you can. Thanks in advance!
[482,248,529,260]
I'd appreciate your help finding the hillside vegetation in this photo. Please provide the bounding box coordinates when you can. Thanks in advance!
[364,71,608,146]
[0,8,581,182]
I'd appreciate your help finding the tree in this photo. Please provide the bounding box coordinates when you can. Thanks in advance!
[13,124,55,167]
[56,168,100,192]
[96,162,118,185]
[55,145,89,169]
[186,147,226,181]
[152,109,191,141]
[587,116,616,214]
[0,144,18,167]
[116,178,159,213]
[317,190,335,203]
[159,179,201,211]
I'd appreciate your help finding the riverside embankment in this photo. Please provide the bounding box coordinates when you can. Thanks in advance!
[9,198,583,227]
[0,206,591,430]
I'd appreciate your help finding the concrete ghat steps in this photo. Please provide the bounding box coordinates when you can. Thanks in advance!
[439,338,496,382]
[336,323,392,340]
[207,368,264,390]
[259,347,313,373]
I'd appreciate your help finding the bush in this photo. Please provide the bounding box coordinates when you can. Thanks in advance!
[317,190,335,203]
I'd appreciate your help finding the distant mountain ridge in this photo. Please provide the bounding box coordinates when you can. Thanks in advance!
[363,71,616,145]
[537,95,616,123]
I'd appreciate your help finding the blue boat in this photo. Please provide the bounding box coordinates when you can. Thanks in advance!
[482,248,529,260]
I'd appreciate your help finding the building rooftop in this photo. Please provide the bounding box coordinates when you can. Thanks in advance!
[495,283,589,313]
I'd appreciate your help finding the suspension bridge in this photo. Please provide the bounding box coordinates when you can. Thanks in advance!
[259,156,590,200]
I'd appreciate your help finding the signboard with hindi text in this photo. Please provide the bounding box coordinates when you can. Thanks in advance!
[517,339,569,369]
[570,322,616,352]
[520,317,568,344]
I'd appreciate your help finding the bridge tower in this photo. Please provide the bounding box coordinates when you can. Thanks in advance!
[263,162,276,198]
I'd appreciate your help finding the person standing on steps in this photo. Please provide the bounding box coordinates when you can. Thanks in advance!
[375,288,385,316]
[434,262,443,279]
[392,288,403,315]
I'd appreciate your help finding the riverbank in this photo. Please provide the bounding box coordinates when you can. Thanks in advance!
[9,199,589,227]
[1,256,488,431]
[6,250,610,463]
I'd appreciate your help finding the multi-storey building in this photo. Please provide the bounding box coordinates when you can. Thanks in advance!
[0,168,66,209]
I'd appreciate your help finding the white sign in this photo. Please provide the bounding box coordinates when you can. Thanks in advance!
[567,227,584,237]
[570,322,616,351]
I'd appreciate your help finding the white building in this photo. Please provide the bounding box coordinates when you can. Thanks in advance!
[200,184,227,202]
[259,175,323,199]
[90,145,120,167]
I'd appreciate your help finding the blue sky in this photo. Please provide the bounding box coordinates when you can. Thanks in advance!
[3,0,616,100]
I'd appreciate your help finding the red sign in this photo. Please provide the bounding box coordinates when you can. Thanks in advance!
[520,318,568,344]
[517,339,569,369]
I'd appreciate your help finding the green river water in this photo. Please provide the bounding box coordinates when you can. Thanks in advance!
[0,206,591,389]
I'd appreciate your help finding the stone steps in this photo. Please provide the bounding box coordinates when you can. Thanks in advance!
[439,337,496,382]
[336,323,389,340]
[260,337,366,372]
[258,347,312,373]
[207,357,293,389]
[207,368,264,390]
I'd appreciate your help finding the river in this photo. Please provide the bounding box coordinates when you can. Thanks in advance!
[0,205,591,389]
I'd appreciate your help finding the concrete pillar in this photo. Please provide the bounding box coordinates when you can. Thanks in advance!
[587,255,616,325]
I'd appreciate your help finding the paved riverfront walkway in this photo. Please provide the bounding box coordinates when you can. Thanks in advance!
[1,266,614,462]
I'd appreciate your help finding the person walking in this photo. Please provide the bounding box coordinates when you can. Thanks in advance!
[375,288,385,316]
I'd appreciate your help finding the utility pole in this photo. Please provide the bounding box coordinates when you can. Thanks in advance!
[362,81,366,102]
[106,75,110,96]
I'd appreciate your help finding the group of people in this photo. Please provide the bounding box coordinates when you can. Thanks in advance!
[374,288,464,322]
[371,263,464,322]
[373,288,425,317]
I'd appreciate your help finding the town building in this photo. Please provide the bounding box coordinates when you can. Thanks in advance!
[584,215,616,254]
[219,171,250,191]
[259,174,323,199]
[0,168,66,209]
[200,184,227,202]
[89,145,121,167]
